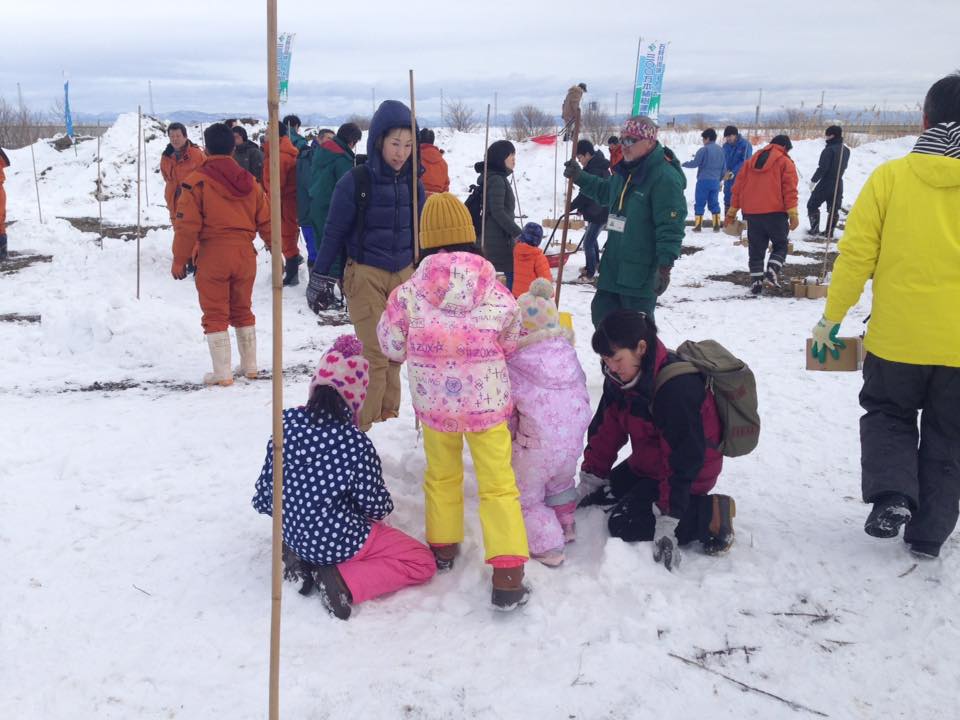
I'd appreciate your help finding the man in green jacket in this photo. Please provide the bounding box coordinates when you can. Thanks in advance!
[305,122,363,273]
[564,115,687,328]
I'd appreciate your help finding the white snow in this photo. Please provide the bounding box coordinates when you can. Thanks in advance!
[2,118,957,719]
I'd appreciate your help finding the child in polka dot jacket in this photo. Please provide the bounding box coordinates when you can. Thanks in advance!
[377,192,531,611]
[252,335,436,620]
[507,278,592,567]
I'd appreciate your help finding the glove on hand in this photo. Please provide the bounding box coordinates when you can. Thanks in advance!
[563,160,582,181]
[576,470,605,503]
[652,512,681,571]
[655,266,672,296]
[306,273,343,314]
[788,208,800,231]
[810,316,846,363]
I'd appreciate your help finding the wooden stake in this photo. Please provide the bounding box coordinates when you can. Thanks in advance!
[97,120,103,249]
[409,69,420,266]
[511,172,523,225]
[29,139,43,224]
[136,106,142,300]
[821,138,848,280]
[553,134,559,220]
[266,2,285,718]
[480,104,491,254]
[553,108,581,307]
[142,125,149,207]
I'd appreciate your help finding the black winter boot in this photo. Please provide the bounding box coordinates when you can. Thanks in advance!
[282,254,303,286]
[808,210,821,236]
[431,543,460,571]
[0,234,7,261]
[864,494,912,538]
[313,565,353,620]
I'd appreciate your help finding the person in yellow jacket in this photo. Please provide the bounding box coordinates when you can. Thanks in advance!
[811,73,960,560]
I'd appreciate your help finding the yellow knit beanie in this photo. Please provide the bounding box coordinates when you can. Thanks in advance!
[419,192,477,250]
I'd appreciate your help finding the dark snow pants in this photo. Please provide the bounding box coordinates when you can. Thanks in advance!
[860,354,960,549]
[605,462,713,546]
[807,180,843,235]
[744,212,788,281]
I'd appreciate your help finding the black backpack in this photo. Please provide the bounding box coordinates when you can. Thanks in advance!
[464,180,484,238]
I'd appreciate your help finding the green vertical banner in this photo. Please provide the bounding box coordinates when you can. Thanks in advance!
[632,41,668,122]
[278,33,295,104]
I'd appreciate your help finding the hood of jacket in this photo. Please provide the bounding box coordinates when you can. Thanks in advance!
[909,122,960,187]
[410,251,496,313]
[315,136,355,171]
[198,156,255,198]
[584,150,610,175]
[420,143,445,166]
[264,135,298,160]
[750,143,790,173]
[508,336,582,390]
[367,100,418,180]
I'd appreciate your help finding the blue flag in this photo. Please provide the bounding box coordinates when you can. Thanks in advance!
[64,81,74,137]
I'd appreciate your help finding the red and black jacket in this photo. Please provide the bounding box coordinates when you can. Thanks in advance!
[582,340,723,516]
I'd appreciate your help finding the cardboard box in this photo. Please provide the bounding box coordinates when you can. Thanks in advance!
[792,279,807,298]
[805,337,864,372]
[542,218,585,230]
[805,283,829,299]
[723,220,745,237]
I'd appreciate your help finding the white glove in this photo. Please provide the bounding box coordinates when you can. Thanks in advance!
[576,470,604,502]
[808,180,817,191]
[652,512,681,571]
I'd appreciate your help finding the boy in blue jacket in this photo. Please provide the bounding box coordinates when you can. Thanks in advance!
[682,128,726,232]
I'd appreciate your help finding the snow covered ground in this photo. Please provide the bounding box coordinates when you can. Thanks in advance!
[2,118,958,719]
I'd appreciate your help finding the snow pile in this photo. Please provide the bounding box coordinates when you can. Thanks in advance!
[2,120,958,719]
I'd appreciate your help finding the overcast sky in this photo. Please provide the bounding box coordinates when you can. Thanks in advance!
[4,0,958,120]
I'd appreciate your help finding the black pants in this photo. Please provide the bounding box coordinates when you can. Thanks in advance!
[744,212,788,279]
[807,180,843,234]
[860,354,960,548]
[606,462,712,545]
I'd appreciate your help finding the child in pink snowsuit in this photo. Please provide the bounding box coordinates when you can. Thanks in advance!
[252,335,436,620]
[508,278,592,566]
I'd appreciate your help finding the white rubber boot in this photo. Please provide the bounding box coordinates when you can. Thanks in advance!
[235,325,258,379]
[203,331,234,386]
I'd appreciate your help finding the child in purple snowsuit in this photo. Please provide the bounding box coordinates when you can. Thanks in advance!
[507,278,592,566]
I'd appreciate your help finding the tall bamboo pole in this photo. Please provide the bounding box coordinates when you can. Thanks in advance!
[480,104,491,254]
[409,70,420,266]
[97,120,103,249]
[553,109,581,307]
[553,136,559,221]
[266,3,285,718]
[142,125,150,207]
[821,139,848,281]
[29,140,43,224]
[136,106,142,300]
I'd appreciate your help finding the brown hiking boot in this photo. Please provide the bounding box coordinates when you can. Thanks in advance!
[491,565,530,611]
[431,543,460,571]
[313,565,353,620]
[702,495,736,555]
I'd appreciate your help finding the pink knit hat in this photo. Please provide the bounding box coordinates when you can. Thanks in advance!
[621,115,659,142]
[308,335,369,425]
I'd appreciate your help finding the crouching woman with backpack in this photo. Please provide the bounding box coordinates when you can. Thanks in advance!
[577,309,737,571]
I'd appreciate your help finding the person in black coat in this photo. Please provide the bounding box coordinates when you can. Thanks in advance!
[570,140,610,281]
[807,125,850,236]
[475,140,522,288]
[232,126,264,183]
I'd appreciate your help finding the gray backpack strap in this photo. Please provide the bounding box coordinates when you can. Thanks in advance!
[650,360,701,409]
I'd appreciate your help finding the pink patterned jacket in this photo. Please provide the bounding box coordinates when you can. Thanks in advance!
[377,251,522,433]
[507,335,592,451]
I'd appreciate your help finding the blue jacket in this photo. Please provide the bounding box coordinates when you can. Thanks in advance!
[723,135,753,177]
[682,142,726,181]
[314,100,426,274]
[252,407,393,565]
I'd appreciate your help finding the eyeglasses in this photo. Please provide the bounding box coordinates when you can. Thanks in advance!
[620,137,641,147]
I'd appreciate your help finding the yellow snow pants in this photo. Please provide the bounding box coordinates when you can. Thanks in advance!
[421,422,529,561]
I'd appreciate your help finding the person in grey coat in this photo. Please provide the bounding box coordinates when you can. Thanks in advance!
[475,140,522,289]
[232,126,264,183]
[682,128,726,231]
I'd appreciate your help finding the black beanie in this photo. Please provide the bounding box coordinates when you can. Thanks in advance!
[770,134,793,151]
[576,139,595,156]
[485,140,516,172]
[232,126,248,143]
[826,125,842,138]
[724,125,738,138]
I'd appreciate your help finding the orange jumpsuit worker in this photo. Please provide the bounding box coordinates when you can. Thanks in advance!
[0,146,9,261]
[161,122,206,223]
[172,123,271,387]
[262,122,302,286]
